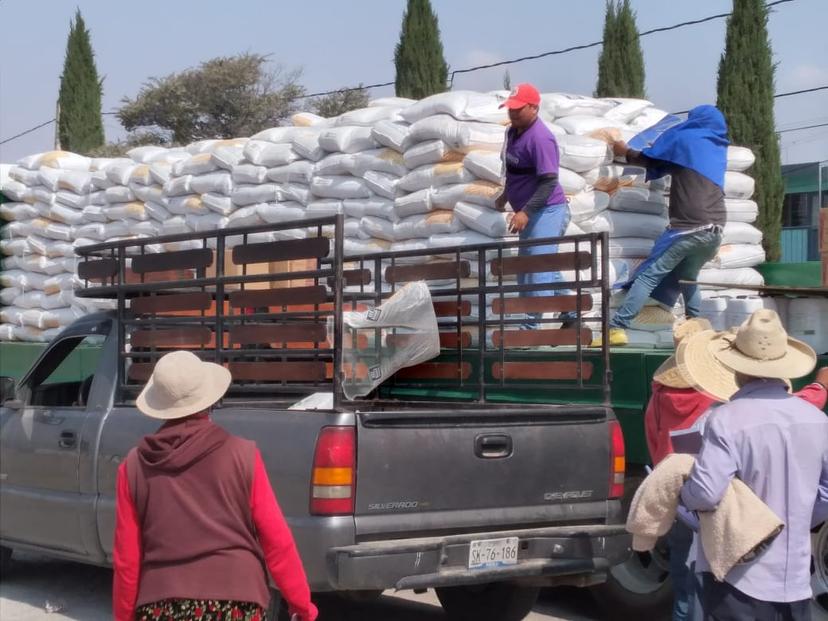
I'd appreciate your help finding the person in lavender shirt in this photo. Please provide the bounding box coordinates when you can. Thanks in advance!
[677,309,828,620]
[496,83,573,330]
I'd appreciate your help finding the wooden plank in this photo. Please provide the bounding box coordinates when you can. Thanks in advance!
[127,362,154,382]
[229,323,327,345]
[492,361,593,381]
[394,362,472,380]
[386,331,473,349]
[228,285,327,309]
[77,258,118,281]
[492,328,593,348]
[131,327,213,348]
[491,294,593,315]
[125,268,197,284]
[491,251,591,276]
[329,268,372,287]
[131,292,213,314]
[232,237,329,265]
[432,300,472,317]
[131,248,214,274]
[229,361,326,382]
[385,261,470,284]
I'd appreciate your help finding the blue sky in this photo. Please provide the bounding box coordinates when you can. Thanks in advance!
[1,0,826,164]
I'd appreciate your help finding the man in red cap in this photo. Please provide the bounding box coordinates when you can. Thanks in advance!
[498,83,572,330]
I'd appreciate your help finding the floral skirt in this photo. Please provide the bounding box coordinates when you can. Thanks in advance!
[135,599,266,621]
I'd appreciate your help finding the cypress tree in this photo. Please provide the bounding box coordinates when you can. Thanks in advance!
[394,0,448,99]
[717,0,783,261]
[58,9,104,153]
[595,0,646,98]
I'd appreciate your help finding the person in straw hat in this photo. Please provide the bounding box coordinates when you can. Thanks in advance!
[645,317,827,621]
[677,309,828,620]
[113,350,317,621]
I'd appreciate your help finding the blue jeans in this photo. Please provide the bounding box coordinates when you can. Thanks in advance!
[668,520,694,621]
[611,228,722,329]
[517,203,571,329]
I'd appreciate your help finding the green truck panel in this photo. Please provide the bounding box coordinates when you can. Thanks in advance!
[1,341,823,467]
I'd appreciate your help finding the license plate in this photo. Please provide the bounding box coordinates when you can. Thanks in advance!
[468,537,519,570]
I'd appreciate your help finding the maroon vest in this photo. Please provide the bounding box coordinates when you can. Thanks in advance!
[126,422,270,608]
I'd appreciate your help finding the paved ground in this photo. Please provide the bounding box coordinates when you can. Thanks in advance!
[0,553,604,621]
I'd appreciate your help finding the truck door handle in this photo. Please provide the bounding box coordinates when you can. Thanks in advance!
[475,434,512,459]
[58,431,77,449]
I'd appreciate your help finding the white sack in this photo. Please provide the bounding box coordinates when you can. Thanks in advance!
[311,176,371,200]
[724,199,758,223]
[318,126,377,154]
[557,135,611,172]
[400,91,506,124]
[398,162,475,192]
[707,244,766,269]
[455,201,511,237]
[407,115,505,152]
[371,120,411,152]
[363,170,400,199]
[726,146,756,172]
[190,172,233,195]
[463,151,503,184]
[568,190,611,223]
[232,164,268,185]
[722,222,763,245]
[724,171,755,200]
[243,141,299,167]
[266,161,315,184]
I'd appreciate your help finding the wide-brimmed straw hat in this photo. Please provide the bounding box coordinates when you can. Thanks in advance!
[652,318,713,389]
[677,309,816,402]
[136,350,232,420]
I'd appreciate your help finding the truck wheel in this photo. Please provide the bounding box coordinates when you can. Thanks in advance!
[590,545,673,620]
[0,546,12,578]
[811,522,828,621]
[435,583,540,621]
[590,467,673,620]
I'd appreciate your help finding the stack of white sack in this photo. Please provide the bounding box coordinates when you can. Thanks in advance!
[0,150,120,341]
[0,91,762,346]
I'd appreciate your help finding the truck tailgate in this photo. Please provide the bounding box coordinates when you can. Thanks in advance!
[353,405,615,539]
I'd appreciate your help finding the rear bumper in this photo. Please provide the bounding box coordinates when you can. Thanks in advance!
[328,524,631,591]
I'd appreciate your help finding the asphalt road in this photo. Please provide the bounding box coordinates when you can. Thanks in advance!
[0,553,605,621]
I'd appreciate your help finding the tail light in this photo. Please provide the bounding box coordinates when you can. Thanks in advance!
[310,426,356,515]
[609,420,626,499]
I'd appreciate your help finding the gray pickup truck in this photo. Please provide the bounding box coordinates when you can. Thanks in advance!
[0,216,631,621]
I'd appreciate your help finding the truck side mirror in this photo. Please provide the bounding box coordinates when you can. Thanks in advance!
[0,376,17,404]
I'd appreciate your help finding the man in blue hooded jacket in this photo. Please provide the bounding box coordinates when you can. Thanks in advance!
[606,105,729,346]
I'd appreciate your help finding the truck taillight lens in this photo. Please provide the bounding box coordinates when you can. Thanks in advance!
[310,426,355,515]
[609,420,626,499]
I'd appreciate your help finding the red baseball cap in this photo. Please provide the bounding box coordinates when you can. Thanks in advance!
[499,83,541,109]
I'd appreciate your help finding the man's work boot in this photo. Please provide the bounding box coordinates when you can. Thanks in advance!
[591,327,629,347]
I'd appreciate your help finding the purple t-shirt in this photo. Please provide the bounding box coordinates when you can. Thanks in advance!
[503,119,566,212]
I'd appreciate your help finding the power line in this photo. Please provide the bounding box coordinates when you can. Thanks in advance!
[0,110,120,146]
[301,0,797,98]
[774,85,828,99]
[0,118,56,146]
[778,121,828,134]
[447,0,795,84]
[672,86,828,114]
[0,0,805,145]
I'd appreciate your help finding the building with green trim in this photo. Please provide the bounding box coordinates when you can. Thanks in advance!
[781,161,828,262]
